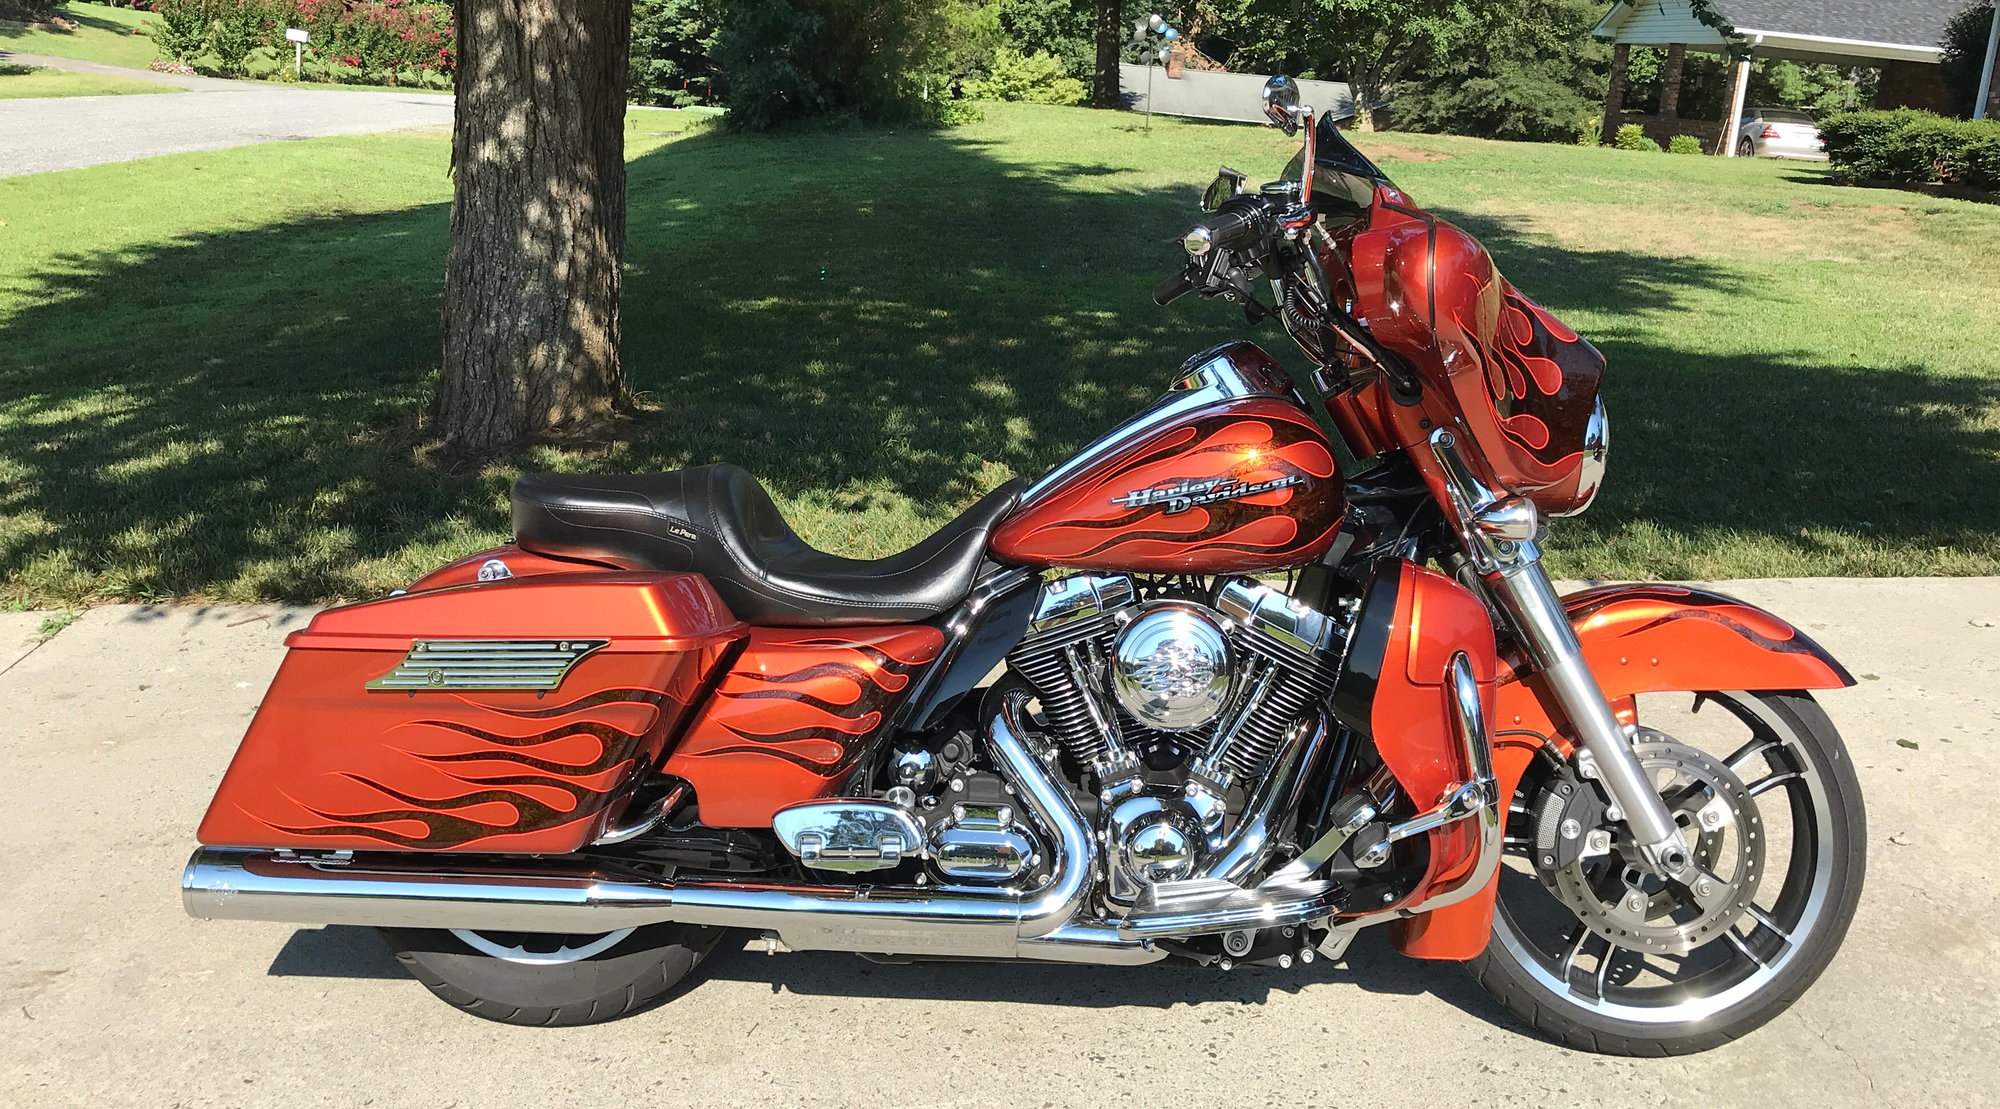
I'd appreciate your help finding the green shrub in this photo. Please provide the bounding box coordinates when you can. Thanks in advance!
[208,0,266,77]
[1957,131,2000,190]
[1614,123,1661,152]
[714,0,952,131]
[1820,108,2000,189]
[1668,134,1704,155]
[0,2,68,22]
[1575,115,1600,146]
[964,46,1084,105]
[151,0,215,64]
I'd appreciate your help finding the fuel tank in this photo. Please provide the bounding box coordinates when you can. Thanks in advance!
[990,343,1343,575]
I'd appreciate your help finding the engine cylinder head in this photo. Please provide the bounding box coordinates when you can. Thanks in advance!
[1111,603,1233,732]
[1009,574,1140,778]
[1199,580,1346,783]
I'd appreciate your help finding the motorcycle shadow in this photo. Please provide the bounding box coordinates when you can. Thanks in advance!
[265,925,409,980]
[699,927,1500,1018]
[262,924,1516,1031]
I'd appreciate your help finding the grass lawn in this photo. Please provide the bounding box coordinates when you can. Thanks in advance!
[0,2,156,69]
[1,104,1997,607]
[0,63,178,98]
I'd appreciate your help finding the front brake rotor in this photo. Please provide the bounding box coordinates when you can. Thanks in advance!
[1533,731,1765,956]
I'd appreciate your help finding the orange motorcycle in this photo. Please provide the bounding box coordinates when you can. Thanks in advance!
[184,77,1864,1054]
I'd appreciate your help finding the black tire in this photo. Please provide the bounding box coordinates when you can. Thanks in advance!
[1738,138,1756,158]
[380,923,727,1026]
[1467,691,1865,1055]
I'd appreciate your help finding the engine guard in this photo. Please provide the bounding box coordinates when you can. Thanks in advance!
[1391,583,1853,961]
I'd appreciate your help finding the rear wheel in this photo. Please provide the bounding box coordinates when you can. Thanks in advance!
[1737,137,1756,158]
[380,923,726,1026]
[1468,690,1865,1055]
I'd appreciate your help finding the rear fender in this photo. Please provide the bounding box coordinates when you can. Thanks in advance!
[1395,583,1853,961]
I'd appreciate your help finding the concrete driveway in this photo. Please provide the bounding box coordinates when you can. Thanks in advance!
[0,579,1995,1107]
[0,51,452,176]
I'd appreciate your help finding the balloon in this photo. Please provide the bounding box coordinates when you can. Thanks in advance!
[1163,27,1178,40]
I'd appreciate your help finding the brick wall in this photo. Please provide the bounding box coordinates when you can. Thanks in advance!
[1874,60,1953,114]
[1612,112,1726,152]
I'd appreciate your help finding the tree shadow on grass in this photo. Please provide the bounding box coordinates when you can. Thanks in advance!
[1,124,1996,606]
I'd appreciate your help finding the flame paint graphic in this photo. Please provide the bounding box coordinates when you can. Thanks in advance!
[1454,287,1604,470]
[266,688,665,850]
[993,403,1342,572]
[668,629,944,779]
[1564,585,1816,658]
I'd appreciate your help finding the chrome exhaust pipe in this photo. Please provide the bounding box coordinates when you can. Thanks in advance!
[184,692,1162,963]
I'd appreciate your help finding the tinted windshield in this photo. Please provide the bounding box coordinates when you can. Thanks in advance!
[1756,109,1815,124]
[1283,114,1394,215]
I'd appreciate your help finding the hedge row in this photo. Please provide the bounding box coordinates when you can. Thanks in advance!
[1818,108,2000,192]
[149,0,453,83]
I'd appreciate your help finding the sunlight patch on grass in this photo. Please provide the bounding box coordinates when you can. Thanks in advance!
[0,65,178,99]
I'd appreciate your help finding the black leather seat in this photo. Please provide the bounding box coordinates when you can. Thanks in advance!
[512,465,1028,627]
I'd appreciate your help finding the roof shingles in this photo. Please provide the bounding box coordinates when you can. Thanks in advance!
[1716,0,1963,48]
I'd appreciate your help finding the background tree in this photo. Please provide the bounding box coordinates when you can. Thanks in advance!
[711,0,958,130]
[630,0,719,107]
[1168,0,1475,124]
[431,0,634,454]
[998,0,1099,80]
[1092,0,1121,106]
[1941,1,1996,118]
[1394,0,1606,143]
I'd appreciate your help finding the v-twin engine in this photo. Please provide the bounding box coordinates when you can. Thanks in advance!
[1008,573,1347,904]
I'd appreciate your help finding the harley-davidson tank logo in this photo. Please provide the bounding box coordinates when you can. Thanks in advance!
[1111,473,1308,515]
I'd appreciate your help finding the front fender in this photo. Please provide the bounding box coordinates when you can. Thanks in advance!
[1553,583,1852,697]
[1393,583,1852,961]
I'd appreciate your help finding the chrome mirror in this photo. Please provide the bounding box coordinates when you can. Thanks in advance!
[1202,166,1247,211]
[1261,75,1303,135]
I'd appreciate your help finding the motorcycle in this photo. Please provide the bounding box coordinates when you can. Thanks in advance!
[182,76,1865,1055]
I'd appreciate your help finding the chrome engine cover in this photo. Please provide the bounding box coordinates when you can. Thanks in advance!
[773,801,926,873]
[1110,602,1233,732]
[929,801,1040,882]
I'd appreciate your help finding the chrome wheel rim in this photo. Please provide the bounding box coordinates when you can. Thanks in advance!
[450,927,636,966]
[1494,691,1838,1026]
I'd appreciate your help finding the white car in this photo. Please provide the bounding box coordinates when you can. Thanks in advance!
[1736,107,1826,160]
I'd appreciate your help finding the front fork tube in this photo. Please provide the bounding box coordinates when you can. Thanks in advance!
[1480,557,1686,869]
[1428,431,1689,877]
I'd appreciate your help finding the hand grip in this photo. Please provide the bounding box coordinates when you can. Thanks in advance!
[1186,202,1269,257]
[1152,269,1196,306]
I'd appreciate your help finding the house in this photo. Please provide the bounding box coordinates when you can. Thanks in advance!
[1592,0,1973,152]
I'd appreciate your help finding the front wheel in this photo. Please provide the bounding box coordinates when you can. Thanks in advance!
[380,923,727,1026]
[1468,690,1864,1055]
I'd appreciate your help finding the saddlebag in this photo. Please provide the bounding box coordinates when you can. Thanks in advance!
[197,572,744,853]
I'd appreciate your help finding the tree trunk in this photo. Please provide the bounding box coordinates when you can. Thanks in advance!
[432,0,633,456]
[1092,0,1122,108]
